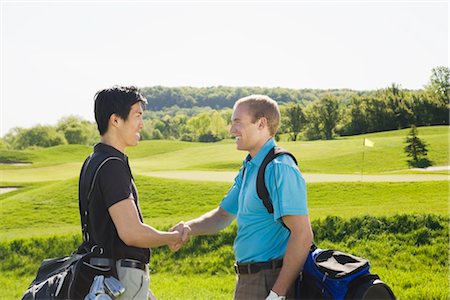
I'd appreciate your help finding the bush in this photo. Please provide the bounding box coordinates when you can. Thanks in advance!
[152,129,163,140]
[198,131,222,143]
[9,125,67,149]
[180,133,195,142]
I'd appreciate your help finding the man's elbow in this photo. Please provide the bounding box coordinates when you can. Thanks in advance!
[117,227,142,247]
[293,226,314,248]
[304,230,314,247]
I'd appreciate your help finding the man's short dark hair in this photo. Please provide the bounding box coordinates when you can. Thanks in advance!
[234,95,281,136]
[94,86,147,135]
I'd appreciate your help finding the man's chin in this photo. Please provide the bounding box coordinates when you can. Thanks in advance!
[235,144,246,151]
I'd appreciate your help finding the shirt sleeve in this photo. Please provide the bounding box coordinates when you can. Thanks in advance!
[265,157,308,221]
[219,168,243,215]
[98,160,133,208]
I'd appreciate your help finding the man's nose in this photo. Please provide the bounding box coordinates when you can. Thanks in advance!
[229,124,236,135]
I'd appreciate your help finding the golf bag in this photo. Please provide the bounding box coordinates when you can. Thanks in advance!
[297,246,395,299]
[22,246,116,299]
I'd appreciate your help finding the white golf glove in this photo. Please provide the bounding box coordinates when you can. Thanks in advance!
[265,290,286,300]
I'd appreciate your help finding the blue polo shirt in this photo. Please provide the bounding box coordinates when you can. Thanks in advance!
[220,138,308,263]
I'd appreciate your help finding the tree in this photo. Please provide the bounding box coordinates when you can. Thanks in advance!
[337,96,368,136]
[425,66,450,125]
[56,116,97,145]
[428,66,450,105]
[187,112,212,139]
[7,125,67,149]
[404,125,431,168]
[284,103,305,141]
[209,111,228,140]
[365,97,397,133]
[303,103,323,140]
[305,95,340,140]
[0,138,9,150]
[152,129,163,140]
[384,83,413,129]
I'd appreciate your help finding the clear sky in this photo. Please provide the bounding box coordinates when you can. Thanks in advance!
[1,0,448,137]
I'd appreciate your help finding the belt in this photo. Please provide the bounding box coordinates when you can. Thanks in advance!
[90,257,113,267]
[89,258,146,271]
[234,259,283,275]
[119,259,146,271]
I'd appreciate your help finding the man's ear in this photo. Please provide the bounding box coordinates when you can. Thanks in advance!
[258,117,268,130]
[109,113,121,129]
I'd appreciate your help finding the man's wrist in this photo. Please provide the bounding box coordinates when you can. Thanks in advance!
[168,231,179,243]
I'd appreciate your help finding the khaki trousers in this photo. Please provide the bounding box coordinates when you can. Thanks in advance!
[233,268,297,300]
[116,260,157,300]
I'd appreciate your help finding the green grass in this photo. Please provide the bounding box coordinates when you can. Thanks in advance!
[0,126,448,299]
[1,215,447,299]
[281,126,449,174]
[1,175,447,240]
[150,274,236,300]
[1,126,448,183]
[0,144,92,167]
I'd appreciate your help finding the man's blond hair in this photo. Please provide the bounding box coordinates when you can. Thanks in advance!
[234,95,280,136]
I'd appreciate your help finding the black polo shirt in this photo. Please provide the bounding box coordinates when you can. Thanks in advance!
[84,143,150,264]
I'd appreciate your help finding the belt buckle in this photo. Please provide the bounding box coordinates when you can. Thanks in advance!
[234,262,239,274]
[271,260,277,271]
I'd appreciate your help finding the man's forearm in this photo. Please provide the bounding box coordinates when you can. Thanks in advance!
[109,199,181,249]
[271,231,311,296]
[186,207,234,236]
[122,222,180,248]
[271,215,314,297]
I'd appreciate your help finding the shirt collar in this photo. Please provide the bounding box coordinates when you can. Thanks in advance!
[94,143,128,162]
[245,138,276,168]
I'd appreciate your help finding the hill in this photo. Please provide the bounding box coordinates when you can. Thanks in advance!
[1,126,448,183]
[0,126,448,299]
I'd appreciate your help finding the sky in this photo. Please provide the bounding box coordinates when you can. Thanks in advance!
[1,0,448,137]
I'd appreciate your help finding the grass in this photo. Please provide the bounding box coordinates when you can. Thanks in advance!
[150,274,236,300]
[1,215,447,299]
[1,126,448,183]
[0,126,448,299]
[1,175,447,240]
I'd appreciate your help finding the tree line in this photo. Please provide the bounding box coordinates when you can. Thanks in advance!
[1,67,448,150]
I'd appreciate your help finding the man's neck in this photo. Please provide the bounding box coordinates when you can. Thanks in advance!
[248,136,272,158]
[100,134,125,153]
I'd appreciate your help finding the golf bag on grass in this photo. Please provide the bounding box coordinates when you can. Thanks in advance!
[296,246,395,299]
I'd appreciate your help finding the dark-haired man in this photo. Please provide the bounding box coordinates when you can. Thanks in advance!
[79,86,189,299]
[172,95,313,299]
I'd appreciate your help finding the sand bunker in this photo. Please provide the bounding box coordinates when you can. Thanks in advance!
[0,187,20,194]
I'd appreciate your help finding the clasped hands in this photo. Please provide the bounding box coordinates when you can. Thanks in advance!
[168,221,191,251]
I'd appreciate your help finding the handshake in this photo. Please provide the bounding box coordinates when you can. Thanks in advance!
[167,221,191,251]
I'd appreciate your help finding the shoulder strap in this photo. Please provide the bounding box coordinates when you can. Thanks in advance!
[255,148,317,249]
[256,146,298,214]
[79,152,124,245]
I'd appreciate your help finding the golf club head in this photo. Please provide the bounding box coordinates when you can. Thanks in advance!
[104,276,126,299]
[90,275,105,294]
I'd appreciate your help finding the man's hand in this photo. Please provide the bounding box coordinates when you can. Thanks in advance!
[169,221,191,251]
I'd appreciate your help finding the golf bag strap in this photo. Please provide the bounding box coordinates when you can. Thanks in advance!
[256,146,298,214]
[242,146,315,249]
[80,153,125,244]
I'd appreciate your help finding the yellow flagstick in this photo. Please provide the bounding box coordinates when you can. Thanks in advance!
[361,139,365,182]
[361,138,375,181]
